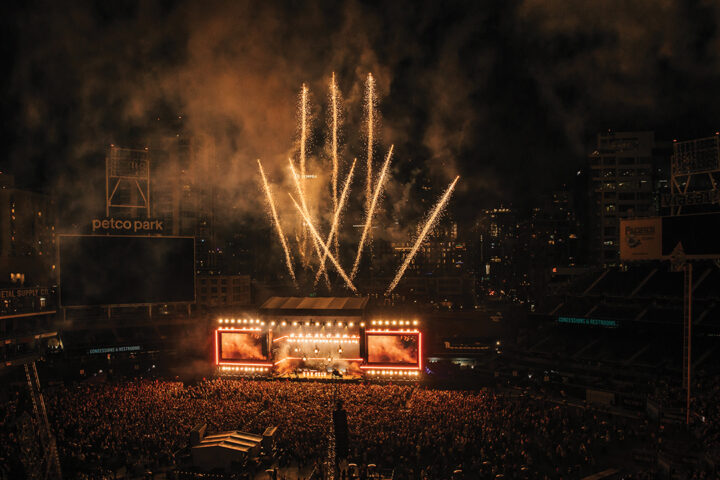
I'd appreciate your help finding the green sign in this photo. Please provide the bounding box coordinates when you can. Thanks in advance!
[557,316,618,328]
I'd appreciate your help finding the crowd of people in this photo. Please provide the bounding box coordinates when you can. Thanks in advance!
[32,379,643,478]
[1,374,718,479]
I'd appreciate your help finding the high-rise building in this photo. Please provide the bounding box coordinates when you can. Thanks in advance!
[474,205,526,300]
[150,134,217,273]
[529,186,579,268]
[390,220,465,277]
[588,131,656,264]
[0,173,56,286]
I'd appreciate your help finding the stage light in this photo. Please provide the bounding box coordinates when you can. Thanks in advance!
[413,320,418,325]
[270,321,275,326]
[281,321,287,326]
[392,320,397,325]
[261,321,265,325]
[292,321,297,326]
[360,322,365,327]
[496,340,501,346]
[385,321,389,325]
[338,322,343,327]
[349,322,354,327]
[326,321,332,327]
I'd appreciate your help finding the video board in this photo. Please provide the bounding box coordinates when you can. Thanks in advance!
[366,332,420,366]
[59,235,195,306]
[217,331,268,362]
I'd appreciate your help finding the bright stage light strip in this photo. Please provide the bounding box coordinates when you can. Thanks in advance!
[359,365,420,370]
[288,158,331,287]
[351,145,393,280]
[218,327,262,332]
[279,357,364,362]
[366,329,417,333]
[218,361,273,367]
[314,158,356,286]
[284,335,361,339]
[257,159,297,287]
[289,194,358,292]
[386,176,459,294]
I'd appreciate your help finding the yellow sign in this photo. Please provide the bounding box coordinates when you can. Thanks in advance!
[620,218,662,260]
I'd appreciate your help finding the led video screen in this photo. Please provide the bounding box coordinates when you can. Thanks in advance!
[59,235,195,306]
[367,333,419,365]
[218,331,268,361]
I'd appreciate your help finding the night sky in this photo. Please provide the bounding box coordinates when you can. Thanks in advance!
[2,0,720,220]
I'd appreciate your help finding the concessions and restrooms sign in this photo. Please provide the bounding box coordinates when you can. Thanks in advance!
[620,217,662,261]
[91,217,164,233]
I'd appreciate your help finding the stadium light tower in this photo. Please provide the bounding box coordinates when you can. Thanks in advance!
[669,244,692,426]
[106,145,151,218]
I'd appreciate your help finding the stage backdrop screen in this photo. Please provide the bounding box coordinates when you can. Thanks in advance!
[367,333,419,365]
[59,235,195,306]
[218,331,268,361]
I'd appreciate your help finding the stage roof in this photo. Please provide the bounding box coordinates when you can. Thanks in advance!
[259,296,368,312]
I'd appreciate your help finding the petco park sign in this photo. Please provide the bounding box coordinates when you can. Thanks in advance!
[92,217,164,233]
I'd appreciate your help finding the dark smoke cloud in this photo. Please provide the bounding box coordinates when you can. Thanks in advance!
[3,0,720,226]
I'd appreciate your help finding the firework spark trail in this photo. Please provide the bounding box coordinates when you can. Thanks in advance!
[365,73,375,216]
[289,194,358,293]
[300,83,309,194]
[314,158,356,286]
[299,84,310,265]
[386,176,460,295]
[351,145,394,280]
[257,159,296,287]
[288,158,331,287]
[330,73,340,258]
